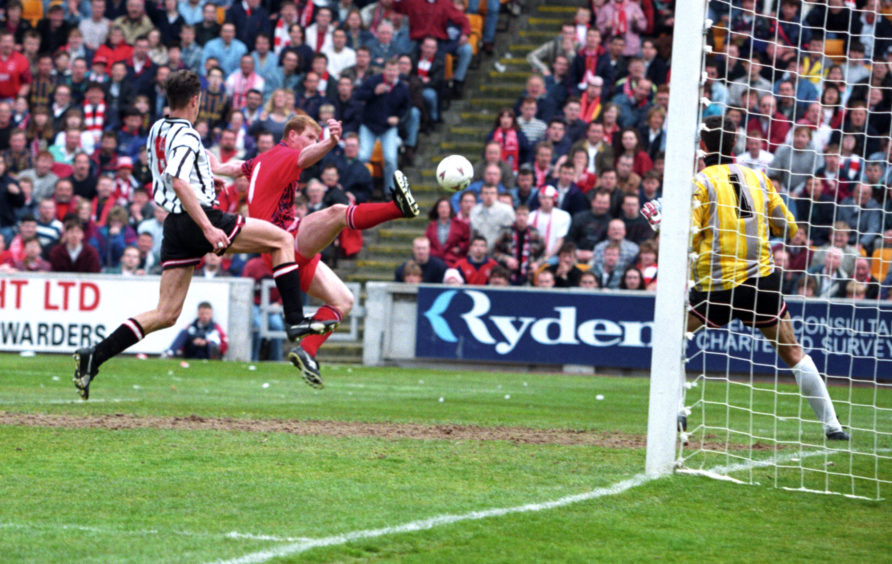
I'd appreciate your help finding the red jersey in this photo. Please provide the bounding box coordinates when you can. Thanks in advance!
[0,51,32,98]
[454,256,499,285]
[241,143,303,229]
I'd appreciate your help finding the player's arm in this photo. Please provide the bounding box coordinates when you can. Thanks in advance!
[764,174,799,240]
[206,149,245,178]
[296,120,342,169]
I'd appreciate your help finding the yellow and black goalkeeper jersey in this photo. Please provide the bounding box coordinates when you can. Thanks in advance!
[690,163,798,292]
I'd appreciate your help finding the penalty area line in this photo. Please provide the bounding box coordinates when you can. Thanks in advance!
[212,447,877,564]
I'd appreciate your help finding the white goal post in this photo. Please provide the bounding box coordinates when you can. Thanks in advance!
[645,0,707,477]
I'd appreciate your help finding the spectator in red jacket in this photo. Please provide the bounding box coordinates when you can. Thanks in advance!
[49,216,101,273]
[425,197,470,267]
[454,235,499,285]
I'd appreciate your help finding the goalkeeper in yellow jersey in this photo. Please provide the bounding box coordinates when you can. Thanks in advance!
[641,115,849,441]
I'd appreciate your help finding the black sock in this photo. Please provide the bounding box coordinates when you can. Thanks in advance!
[94,318,145,367]
[273,262,304,324]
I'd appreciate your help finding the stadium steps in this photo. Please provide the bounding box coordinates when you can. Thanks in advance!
[324,0,548,360]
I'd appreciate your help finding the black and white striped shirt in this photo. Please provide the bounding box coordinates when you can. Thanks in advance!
[147,117,215,214]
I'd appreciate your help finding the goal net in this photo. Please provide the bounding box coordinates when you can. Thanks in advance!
[646,0,892,499]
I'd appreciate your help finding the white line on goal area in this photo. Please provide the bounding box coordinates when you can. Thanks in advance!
[0,522,312,543]
[212,448,868,564]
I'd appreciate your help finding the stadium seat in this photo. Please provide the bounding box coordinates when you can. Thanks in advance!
[871,248,892,282]
[824,39,845,59]
[22,0,43,26]
[217,6,226,24]
[712,25,727,52]
[368,140,383,178]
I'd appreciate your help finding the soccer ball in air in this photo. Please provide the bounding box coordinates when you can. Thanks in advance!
[436,154,473,192]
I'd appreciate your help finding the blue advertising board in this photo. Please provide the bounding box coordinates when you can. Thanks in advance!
[415,286,892,381]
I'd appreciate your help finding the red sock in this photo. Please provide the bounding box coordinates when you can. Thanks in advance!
[301,305,343,356]
[345,202,402,230]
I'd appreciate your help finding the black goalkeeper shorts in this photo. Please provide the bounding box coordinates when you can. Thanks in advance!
[688,270,787,328]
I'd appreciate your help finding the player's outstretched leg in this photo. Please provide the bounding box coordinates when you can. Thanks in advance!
[73,347,98,400]
[759,313,850,441]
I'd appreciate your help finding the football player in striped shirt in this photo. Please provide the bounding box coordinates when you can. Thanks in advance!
[208,114,419,387]
[642,115,849,441]
[73,70,333,399]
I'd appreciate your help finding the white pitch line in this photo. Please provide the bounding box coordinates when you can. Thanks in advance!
[0,522,311,543]
[212,447,873,564]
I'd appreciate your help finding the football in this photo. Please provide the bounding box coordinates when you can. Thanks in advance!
[436,154,474,192]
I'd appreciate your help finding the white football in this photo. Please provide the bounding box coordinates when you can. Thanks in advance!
[436,154,473,192]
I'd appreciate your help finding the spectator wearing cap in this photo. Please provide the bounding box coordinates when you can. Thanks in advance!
[202,22,248,77]
[112,155,138,205]
[113,0,155,44]
[80,0,112,50]
[529,184,571,263]
[89,53,111,83]
[49,216,101,273]
[470,183,515,252]
[36,3,72,56]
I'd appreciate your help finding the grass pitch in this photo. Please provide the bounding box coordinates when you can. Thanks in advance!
[0,354,889,563]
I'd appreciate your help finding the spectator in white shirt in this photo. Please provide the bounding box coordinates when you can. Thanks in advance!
[528,184,571,263]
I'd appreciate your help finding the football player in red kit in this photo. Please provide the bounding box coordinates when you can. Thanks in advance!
[208,114,419,388]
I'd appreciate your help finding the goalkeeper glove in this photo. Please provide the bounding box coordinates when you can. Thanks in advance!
[641,198,663,232]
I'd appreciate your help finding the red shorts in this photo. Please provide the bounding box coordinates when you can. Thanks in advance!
[261,221,321,292]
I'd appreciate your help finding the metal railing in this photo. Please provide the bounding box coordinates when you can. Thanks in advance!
[257,280,364,342]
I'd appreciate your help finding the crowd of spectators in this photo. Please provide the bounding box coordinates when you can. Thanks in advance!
[394,1,892,300]
[1,0,891,302]
[0,0,486,278]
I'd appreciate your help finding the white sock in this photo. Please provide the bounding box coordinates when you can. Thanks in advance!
[791,355,841,434]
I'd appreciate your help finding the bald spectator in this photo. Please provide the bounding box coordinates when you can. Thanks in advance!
[591,219,639,272]
[513,75,558,123]
[395,236,447,283]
